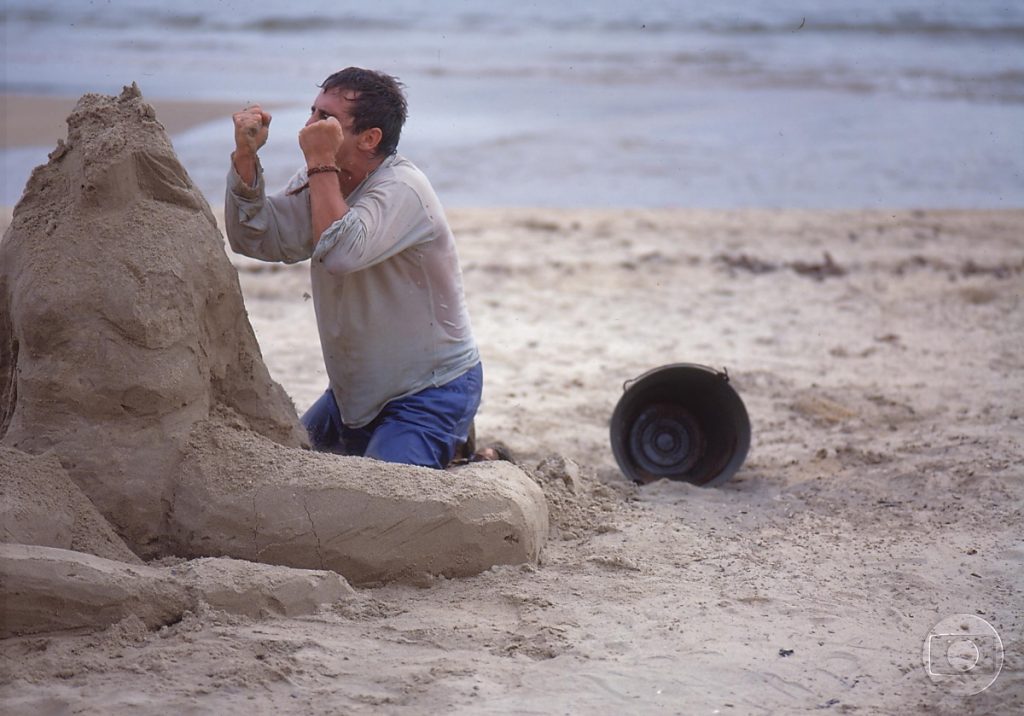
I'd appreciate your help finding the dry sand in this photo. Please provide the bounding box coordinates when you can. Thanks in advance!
[1,202,1020,713]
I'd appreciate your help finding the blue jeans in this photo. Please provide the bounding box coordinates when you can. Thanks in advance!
[301,363,482,469]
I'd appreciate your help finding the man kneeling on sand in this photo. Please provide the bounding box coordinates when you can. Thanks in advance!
[225,67,502,468]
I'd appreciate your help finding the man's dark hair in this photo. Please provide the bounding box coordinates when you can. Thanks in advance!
[319,68,407,157]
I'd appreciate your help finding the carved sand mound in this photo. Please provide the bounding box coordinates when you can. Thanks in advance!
[0,85,547,599]
[0,84,308,555]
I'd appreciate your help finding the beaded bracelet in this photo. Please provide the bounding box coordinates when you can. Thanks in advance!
[307,164,341,176]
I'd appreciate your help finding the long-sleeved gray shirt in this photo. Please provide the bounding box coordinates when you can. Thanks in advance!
[225,153,479,427]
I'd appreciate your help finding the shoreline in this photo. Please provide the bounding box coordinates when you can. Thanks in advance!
[1,94,252,149]
[6,204,1024,229]
[4,94,1022,210]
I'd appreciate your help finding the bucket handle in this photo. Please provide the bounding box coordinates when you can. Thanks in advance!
[622,365,731,393]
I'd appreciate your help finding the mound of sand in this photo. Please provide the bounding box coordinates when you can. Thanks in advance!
[173,414,548,585]
[0,84,308,554]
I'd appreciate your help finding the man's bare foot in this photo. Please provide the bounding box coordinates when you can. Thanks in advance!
[472,442,514,463]
[474,447,501,461]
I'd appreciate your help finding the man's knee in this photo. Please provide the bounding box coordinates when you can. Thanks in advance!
[301,389,344,453]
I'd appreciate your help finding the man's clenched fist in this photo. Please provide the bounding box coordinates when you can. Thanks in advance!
[299,116,344,167]
[233,105,272,156]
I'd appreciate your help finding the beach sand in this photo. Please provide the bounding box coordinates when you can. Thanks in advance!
[1,100,1022,712]
[2,204,1021,713]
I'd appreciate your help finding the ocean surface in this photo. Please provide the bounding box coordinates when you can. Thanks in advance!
[3,0,1023,208]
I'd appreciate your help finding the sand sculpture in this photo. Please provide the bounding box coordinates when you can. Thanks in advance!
[0,542,355,637]
[0,85,547,635]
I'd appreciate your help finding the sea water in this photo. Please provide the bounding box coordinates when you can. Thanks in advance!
[3,0,1023,208]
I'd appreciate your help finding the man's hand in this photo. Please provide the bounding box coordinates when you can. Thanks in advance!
[300,117,348,246]
[231,105,271,186]
[233,105,271,155]
[299,117,344,168]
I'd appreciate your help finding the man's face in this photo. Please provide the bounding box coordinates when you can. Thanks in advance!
[306,88,361,166]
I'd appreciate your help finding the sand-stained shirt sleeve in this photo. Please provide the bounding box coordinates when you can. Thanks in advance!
[312,180,433,275]
[224,161,315,264]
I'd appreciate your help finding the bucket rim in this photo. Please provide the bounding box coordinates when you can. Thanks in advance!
[622,362,731,393]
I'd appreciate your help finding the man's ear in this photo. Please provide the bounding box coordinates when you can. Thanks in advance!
[359,128,383,153]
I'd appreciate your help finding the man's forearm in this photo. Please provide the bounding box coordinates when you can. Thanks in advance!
[232,149,258,188]
[308,171,349,245]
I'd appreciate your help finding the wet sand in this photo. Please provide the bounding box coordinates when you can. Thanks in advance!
[1,94,244,149]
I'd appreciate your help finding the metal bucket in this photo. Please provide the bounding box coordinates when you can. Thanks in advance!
[610,363,751,486]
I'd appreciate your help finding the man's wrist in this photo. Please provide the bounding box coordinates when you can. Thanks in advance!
[231,150,259,189]
[307,164,341,177]
[304,154,337,169]
[232,147,257,164]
